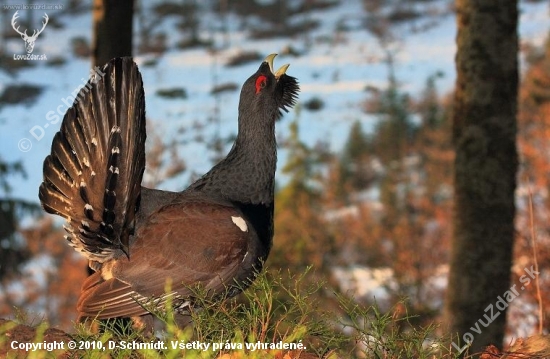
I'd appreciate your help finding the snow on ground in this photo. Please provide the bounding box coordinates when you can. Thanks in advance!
[2,0,547,201]
[0,0,548,335]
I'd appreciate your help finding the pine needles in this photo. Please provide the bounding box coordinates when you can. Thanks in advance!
[2,267,461,358]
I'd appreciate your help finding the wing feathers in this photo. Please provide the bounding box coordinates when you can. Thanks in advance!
[78,273,150,319]
[77,201,253,320]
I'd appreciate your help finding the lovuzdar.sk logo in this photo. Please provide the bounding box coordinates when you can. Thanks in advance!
[11,11,48,61]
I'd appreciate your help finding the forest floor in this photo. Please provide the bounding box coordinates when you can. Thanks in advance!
[2,318,550,359]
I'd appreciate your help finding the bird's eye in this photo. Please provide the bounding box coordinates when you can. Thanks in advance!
[255,75,267,94]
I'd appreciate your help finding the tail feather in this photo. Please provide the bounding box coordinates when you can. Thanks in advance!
[42,156,71,199]
[39,57,146,263]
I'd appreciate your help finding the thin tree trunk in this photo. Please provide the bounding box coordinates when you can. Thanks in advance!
[446,0,518,356]
[92,0,133,68]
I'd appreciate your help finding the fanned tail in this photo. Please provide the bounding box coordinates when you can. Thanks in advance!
[39,57,146,263]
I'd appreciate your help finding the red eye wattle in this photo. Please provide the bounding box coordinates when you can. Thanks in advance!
[255,75,267,94]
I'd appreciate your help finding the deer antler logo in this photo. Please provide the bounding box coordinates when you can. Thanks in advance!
[11,11,49,54]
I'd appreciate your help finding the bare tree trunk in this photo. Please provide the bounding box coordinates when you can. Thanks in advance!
[92,0,133,67]
[445,0,518,356]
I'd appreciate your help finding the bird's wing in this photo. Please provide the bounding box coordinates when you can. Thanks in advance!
[77,200,254,319]
[39,57,146,262]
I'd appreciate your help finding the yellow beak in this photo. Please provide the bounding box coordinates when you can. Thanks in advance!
[264,53,290,80]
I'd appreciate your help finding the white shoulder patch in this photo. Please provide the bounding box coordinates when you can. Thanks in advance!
[231,216,248,232]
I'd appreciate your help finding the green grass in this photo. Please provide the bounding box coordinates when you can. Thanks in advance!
[1,268,462,358]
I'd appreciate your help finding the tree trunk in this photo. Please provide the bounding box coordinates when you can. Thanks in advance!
[92,0,133,68]
[446,0,518,356]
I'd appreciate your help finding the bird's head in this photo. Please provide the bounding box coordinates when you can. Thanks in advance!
[238,54,299,122]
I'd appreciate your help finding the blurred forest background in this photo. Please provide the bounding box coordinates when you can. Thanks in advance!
[0,0,549,355]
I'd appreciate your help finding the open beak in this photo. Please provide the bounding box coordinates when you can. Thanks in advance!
[264,53,290,81]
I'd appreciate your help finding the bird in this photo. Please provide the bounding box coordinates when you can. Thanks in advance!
[38,55,299,326]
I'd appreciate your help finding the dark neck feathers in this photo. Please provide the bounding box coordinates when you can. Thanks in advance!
[186,111,277,206]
